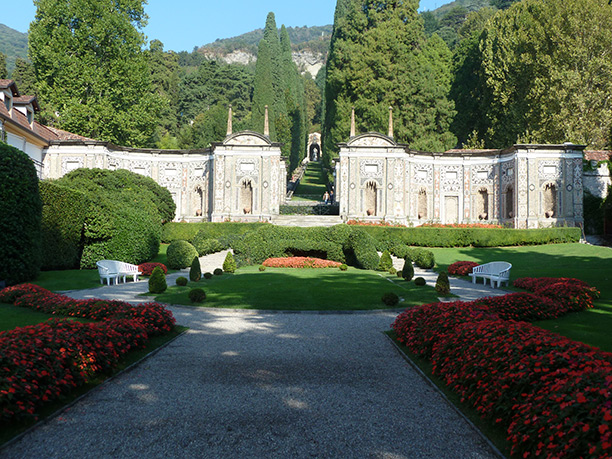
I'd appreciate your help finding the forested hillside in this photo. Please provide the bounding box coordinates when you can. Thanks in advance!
[0,24,28,72]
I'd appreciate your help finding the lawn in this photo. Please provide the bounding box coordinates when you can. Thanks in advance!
[151,266,440,310]
[429,243,612,352]
[29,244,171,292]
[0,303,93,332]
[292,161,327,201]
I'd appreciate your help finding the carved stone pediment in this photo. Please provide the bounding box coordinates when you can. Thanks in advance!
[347,133,396,147]
[223,131,271,146]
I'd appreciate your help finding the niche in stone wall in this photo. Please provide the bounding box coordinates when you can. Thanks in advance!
[505,186,514,219]
[365,181,377,216]
[240,180,253,214]
[477,187,489,220]
[193,185,205,216]
[543,183,557,218]
[418,188,428,220]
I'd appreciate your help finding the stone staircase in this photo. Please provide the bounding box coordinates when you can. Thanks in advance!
[271,215,344,227]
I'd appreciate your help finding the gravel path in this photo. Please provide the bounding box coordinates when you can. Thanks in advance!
[2,252,503,458]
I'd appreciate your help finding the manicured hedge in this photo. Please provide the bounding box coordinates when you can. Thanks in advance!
[39,181,90,270]
[166,240,198,269]
[392,277,606,458]
[0,143,42,285]
[56,169,165,268]
[162,222,269,243]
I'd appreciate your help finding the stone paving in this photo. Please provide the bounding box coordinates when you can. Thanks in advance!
[1,251,509,458]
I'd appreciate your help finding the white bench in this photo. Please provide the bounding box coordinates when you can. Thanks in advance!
[96,260,142,285]
[468,261,512,288]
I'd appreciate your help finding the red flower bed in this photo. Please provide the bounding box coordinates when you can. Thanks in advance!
[346,219,406,227]
[262,257,342,268]
[513,277,599,312]
[138,262,168,276]
[1,318,149,424]
[391,276,610,457]
[420,223,503,229]
[448,261,479,276]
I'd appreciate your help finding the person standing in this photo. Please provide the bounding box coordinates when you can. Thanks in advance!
[323,191,330,204]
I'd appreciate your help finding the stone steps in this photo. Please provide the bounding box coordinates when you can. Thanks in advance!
[271,215,343,227]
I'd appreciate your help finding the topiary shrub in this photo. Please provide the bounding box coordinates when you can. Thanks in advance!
[223,252,236,273]
[402,257,414,281]
[148,266,167,294]
[0,143,42,285]
[167,240,198,269]
[339,263,348,271]
[389,267,397,275]
[213,268,223,276]
[192,231,224,256]
[397,270,403,278]
[414,277,426,286]
[188,288,206,303]
[176,276,188,286]
[435,271,451,295]
[413,249,435,269]
[189,256,201,282]
[377,250,393,271]
[259,265,266,272]
[347,229,380,270]
[204,272,213,279]
[39,181,90,270]
[381,292,400,306]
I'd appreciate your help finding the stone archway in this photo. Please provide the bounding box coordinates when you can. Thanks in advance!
[193,185,205,217]
[365,181,377,216]
[309,143,320,161]
[240,180,253,214]
[543,183,557,218]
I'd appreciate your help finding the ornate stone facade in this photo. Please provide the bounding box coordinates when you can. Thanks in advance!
[42,130,286,222]
[336,134,585,229]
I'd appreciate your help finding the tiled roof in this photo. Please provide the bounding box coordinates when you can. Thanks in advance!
[584,150,612,161]
[0,79,19,95]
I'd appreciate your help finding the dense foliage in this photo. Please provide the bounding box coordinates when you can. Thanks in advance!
[166,240,198,269]
[0,143,42,285]
[189,256,202,281]
[148,266,167,293]
[39,181,90,270]
[222,252,236,273]
[55,169,167,268]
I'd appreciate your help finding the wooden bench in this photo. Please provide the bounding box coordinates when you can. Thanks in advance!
[96,260,142,285]
[468,261,512,288]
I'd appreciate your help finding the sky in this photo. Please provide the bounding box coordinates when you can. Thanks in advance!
[2,0,445,53]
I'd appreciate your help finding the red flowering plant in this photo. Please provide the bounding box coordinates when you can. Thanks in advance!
[474,292,566,321]
[513,277,599,312]
[448,261,479,276]
[138,262,168,276]
[0,283,51,304]
[262,257,342,269]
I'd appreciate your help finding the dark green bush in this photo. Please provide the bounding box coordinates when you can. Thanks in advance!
[397,270,403,278]
[167,240,198,269]
[204,272,213,279]
[192,233,224,256]
[188,288,206,303]
[381,292,400,306]
[213,268,223,276]
[56,169,163,268]
[339,264,348,271]
[223,252,236,273]
[162,222,268,243]
[346,229,379,270]
[0,143,42,285]
[389,267,397,275]
[413,249,435,269]
[148,266,167,293]
[435,271,451,295]
[402,257,414,281]
[39,181,90,270]
[377,250,393,271]
[176,276,188,286]
[189,256,201,281]
[414,277,426,286]
[259,265,266,272]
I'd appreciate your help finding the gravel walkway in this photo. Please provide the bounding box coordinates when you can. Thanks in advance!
[2,252,503,458]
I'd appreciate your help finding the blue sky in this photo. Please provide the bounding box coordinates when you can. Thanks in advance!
[3,1,445,53]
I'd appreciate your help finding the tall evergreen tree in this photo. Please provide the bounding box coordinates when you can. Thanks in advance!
[252,39,276,138]
[28,0,163,147]
[147,40,180,143]
[0,53,7,79]
[10,58,37,96]
[323,0,457,167]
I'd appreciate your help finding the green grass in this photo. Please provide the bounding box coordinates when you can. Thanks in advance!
[1,325,187,446]
[430,243,612,351]
[151,266,440,310]
[293,161,328,200]
[0,303,93,332]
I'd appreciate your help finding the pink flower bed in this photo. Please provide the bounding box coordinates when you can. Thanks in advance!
[262,257,342,268]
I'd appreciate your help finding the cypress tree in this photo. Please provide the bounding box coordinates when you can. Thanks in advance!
[189,256,202,282]
[252,39,276,138]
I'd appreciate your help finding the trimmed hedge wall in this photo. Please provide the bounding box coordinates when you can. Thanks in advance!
[40,181,90,270]
[162,222,269,243]
[0,143,42,284]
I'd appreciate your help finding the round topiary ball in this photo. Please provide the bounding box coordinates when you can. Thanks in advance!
[204,272,213,279]
[389,267,397,275]
[175,276,188,286]
[188,288,206,303]
[339,264,348,271]
[381,292,400,306]
[259,265,266,272]
[414,277,426,286]
[166,240,198,269]
[213,268,223,276]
